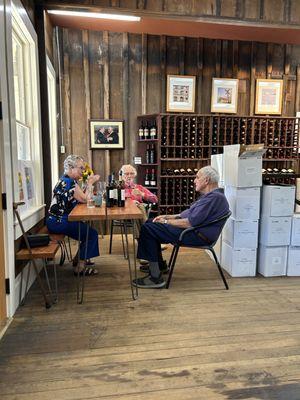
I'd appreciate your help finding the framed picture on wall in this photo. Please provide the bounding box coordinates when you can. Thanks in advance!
[211,78,239,114]
[166,75,196,112]
[90,120,124,149]
[255,79,283,115]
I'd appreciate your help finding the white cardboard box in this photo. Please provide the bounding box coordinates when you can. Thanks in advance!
[223,144,265,187]
[287,246,300,276]
[223,217,259,248]
[261,185,295,217]
[258,245,287,277]
[221,241,257,277]
[259,216,292,246]
[290,214,300,246]
[225,186,260,220]
[211,154,224,186]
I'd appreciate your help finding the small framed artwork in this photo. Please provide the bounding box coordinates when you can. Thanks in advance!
[255,79,283,115]
[90,119,124,149]
[211,78,239,114]
[166,75,196,113]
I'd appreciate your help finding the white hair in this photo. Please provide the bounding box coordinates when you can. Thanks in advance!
[199,166,219,184]
[120,164,137,176]
[63,155,84,174]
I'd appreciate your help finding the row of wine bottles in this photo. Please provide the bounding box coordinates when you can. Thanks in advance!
[106,171,125,208]
[144,169,157,187]
[161,147,210,159]
[138,121,157,140]
[262,168,295,174]
[161,168,198,176]
[160,177,197,205]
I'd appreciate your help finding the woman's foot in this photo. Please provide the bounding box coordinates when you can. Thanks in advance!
[74,261,98,276]
[85,259,95,267]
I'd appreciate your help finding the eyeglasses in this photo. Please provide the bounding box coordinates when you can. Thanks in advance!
[74,166,85,171]
[123,172,135,176]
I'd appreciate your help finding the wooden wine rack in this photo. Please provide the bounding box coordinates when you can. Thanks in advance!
[136,114,300,215]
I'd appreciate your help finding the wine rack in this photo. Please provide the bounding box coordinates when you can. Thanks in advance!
[136,114,300,215]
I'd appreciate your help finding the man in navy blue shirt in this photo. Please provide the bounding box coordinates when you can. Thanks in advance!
[133,166,230,289]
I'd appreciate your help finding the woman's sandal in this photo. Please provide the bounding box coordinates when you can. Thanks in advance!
[85,260,95,267]
[73,267,98,276]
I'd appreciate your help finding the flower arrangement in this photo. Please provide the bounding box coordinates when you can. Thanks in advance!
[81,163,94,183]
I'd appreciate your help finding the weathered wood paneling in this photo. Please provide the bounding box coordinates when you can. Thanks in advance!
[58,29,300,175]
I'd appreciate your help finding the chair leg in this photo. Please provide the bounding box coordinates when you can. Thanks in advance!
[109,220,114,254]
[20,261,32,306]
[166,245,180,289]
[209,248,229,290]
[65,237,73,262]
[120,223,127,259]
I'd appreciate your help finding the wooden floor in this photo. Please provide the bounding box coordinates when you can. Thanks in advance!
[1,236,300,399]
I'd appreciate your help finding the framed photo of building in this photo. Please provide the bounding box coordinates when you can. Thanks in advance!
[255,79,283,115]
[166,75,196,112]
[90,120,124,149]
[211,78,239,114]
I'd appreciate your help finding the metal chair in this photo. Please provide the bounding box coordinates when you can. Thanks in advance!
[109,203,153,258]
[166,211,232,290]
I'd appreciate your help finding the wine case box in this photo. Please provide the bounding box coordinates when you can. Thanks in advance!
[221,241,257,277]
[291,214,300,246]
[258,245,287,277]
[223,144,265,188]
[211,154,224,187]
[287,246,300,276]
[259,216,292,246]
[261,185,295,217]
[224,186,260,220]
[223,217,259,248]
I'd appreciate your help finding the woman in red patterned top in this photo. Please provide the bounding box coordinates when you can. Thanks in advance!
[121,164,158,204]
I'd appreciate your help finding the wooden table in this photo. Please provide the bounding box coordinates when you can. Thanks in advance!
[69,199,143,302]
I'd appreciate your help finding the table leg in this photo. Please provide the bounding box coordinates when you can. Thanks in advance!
[123,220,138,300]
[76,221,90,304]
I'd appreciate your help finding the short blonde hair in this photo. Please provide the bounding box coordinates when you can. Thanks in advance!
[121,164,137,176]
[63,155,84,174]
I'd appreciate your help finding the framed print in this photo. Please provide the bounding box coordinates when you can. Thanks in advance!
[255,79,283,115]
[90,120,124,149]
[211,78,239,114]
[166,75,196,112]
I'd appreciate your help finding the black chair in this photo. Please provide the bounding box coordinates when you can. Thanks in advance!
[166,211,232,290]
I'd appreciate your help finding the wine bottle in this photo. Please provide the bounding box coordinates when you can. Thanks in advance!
[174,169,180,175]
[144,122,149,139]
[146,144,150,164]
[145,169,150,186]
[186,168,193,175]
[117,170,125,207]
[179,168,186,175]
[111,172,118,205]
[106,175,113,208]
[138,123,144,140]
[150,169,156,186]
[149,144,156,163]
[150,122,157,139]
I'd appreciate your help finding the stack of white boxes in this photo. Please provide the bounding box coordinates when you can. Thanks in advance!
[221,144,265,277]
[258,185,296,276]
[287,214,300,275]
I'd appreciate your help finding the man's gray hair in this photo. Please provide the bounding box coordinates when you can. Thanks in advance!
[120,164,137,176]
[200,166,219,184]
[63,155,84,174]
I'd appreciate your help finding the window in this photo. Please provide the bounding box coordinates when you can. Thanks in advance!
[11,0,43,216]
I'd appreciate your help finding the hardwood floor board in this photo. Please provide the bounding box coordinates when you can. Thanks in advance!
[1,236,300,399]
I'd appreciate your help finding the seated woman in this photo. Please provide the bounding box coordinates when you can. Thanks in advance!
[120,164,158,221]
[46,155,100,275]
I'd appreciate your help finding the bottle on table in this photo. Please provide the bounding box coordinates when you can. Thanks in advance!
[106,175,114,208]
[117,170,125,207]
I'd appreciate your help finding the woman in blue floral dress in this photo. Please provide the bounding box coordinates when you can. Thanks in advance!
[46,155,100,275]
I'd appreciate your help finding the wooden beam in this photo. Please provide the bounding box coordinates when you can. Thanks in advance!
[160,35,166,113]
[266,43,273,78]
[103,30,110,176]
[296,65,300,113]
[62,29,72,153]
[122,32,129,162]
[82,30,92,166]
[141,33,147,115]
[196,38,203,114]
[250,42,257,116]
[215,39,221,77]
[179,37,185,75]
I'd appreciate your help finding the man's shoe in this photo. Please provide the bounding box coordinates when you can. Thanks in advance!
[138,259,149,266]
[139,260,169,274]
[132,274,166,289]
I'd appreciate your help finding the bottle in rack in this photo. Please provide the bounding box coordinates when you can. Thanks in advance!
[143,122,149,139]
[150,122,157,139]
[138,122,144,140]
[149,144,156,163]
[117,170,125,207]
[150,169,156,187]
[146,144,150,164]
[144,169,150,186]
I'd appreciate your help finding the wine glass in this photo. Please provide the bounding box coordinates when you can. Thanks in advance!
[95,181,106,207]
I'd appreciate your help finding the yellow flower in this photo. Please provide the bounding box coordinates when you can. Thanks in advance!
[81,163,94,182]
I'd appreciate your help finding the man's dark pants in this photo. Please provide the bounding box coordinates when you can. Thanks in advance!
[137,220,207,265]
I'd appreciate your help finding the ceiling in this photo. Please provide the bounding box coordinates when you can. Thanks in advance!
[47,12,300,45]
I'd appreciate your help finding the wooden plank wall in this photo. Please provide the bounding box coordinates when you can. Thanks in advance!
[58,28,300,177]
[44,0,300,25]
